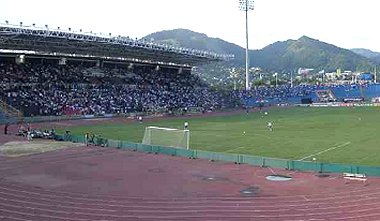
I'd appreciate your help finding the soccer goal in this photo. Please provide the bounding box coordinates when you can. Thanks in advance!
[142,126,190,149]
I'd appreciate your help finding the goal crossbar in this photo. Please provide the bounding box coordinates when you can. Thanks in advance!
[146,126,189,132]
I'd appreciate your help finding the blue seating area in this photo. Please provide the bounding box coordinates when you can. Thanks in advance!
[362,84,380,98]
[331,84,380,101]
[241,84,380,106]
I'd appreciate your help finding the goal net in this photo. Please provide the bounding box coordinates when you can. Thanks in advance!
[142,126,190,149]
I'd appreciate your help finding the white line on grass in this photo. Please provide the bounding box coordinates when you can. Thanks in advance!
[298,142,351,161]
[356,154,374,164]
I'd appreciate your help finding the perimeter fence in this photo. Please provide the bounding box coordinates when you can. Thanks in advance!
[56,134,380,177]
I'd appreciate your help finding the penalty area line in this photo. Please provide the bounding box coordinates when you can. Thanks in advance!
[298,141,351,161]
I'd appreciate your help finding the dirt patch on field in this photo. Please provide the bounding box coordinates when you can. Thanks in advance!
[0,139,84,157]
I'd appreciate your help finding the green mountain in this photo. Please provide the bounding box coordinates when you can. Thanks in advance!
[143,29,245,66]
[253,36,375,72]
[351,48,380,58]
[143,29,375,74]
[351,48,380,63]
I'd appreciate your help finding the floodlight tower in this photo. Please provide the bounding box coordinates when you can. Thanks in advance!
[239,0,254,91]
[375,65,377,83]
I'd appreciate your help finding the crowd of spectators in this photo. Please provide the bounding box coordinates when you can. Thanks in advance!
[234,83,378,105]
[2,59,378,118]
[0,61,237,117]
[234,84,317,105]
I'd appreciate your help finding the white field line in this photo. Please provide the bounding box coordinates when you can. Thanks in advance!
[298,141,351,161]
[356,154,373,164]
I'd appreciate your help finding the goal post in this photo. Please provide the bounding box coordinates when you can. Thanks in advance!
[142,126,190,149]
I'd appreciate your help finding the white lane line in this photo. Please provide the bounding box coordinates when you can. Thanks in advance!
[298,142,351,161]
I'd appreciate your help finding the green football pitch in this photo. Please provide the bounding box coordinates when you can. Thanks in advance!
[63,107,380,166]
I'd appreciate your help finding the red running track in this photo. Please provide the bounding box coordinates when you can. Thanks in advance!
[0,137,380,220]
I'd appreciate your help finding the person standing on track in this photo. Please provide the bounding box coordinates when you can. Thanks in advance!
[4,123,9,135]
[26,129,32,141]
[85,132,89,146]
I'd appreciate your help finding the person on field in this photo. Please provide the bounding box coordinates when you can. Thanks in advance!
[184,121,189,130]
[267,122,273,132]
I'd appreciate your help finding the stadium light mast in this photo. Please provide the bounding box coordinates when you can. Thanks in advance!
[290,71,293,88]
[375,65,377,83]
[239,0,254,91]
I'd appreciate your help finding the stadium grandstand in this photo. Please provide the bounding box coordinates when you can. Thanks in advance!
[0,22,237,118]
[239,83,380,107]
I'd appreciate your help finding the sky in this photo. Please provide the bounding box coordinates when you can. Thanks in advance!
[1,0,379,51]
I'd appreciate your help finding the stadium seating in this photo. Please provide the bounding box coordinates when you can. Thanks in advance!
[0,60,238,117]
[2,58,380,117]
[316,90,336,102]
[242,83,380,106]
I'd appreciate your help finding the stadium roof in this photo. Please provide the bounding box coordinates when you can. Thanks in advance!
[0,22,234,67]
